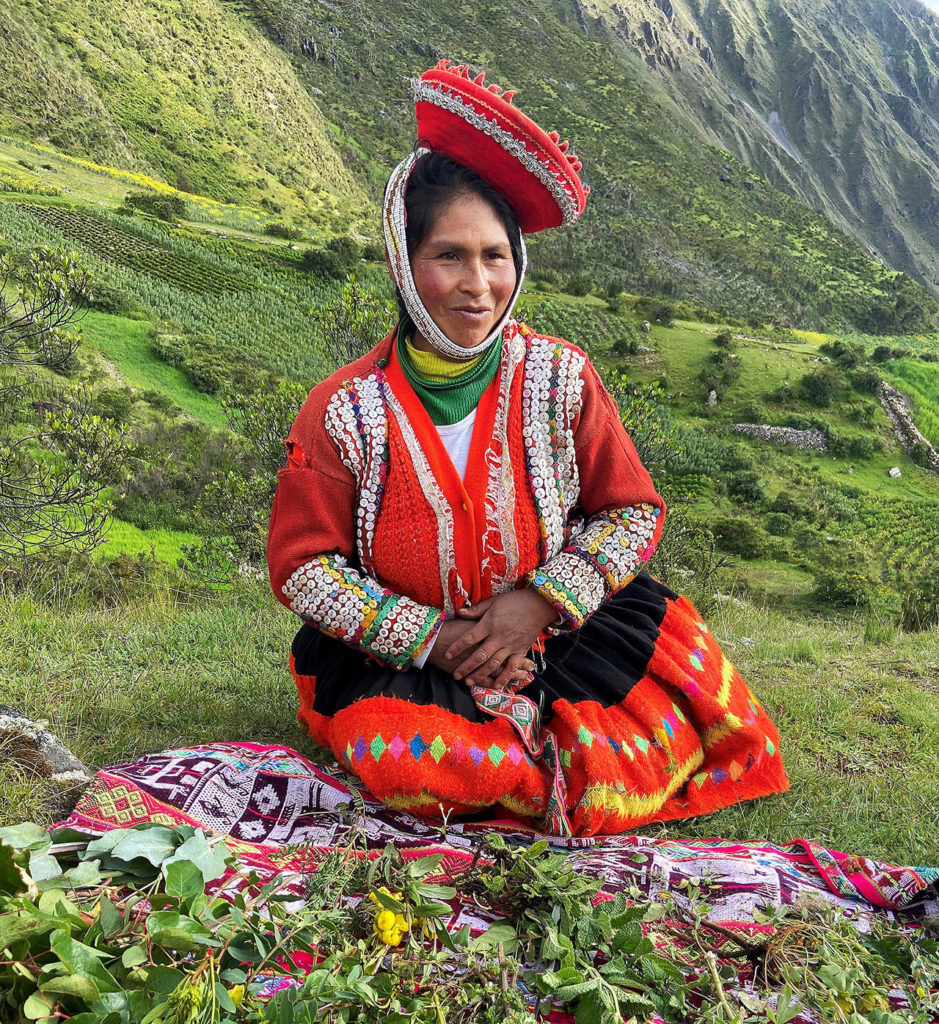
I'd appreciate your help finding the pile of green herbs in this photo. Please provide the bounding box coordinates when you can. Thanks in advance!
[0,823,937,1024]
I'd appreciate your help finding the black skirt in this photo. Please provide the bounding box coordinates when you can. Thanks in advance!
[292,571,677,724]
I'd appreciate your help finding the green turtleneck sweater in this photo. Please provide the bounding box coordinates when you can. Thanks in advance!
[396,325,504,426]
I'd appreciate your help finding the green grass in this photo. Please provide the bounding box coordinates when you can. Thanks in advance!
[1,581,937,866]
[81,310,227,428]
[96,518,201,563]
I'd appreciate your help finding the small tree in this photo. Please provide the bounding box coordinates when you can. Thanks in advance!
[181,377,308,582]
[606,376,681,475]
[312,275,395,370]
[0,248,128,560]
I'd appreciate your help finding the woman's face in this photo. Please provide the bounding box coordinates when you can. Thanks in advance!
[410,192,517,355]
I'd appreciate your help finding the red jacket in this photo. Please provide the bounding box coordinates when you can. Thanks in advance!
[268,322,665,669]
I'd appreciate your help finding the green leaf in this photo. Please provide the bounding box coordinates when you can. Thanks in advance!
[0,823,52,852]
[405,854,444,878]
[164,859,204,903]
[60,860,102,890]
[412,901,452,918]
[83,831,132,858]
[0,911,56,949]
[0,842,37,898]
[98,896,123,938]
[147,910,217,951]
[144,966,185,993]
[121,945,148,968]
[612,921,643,955]
[161,830,230,883]
[23,992,55,1021]
[29,854,62,883]
[214,979,236,1014]
[471,920,517,952]
[416,883,456,901]
[373,890,407,914]
[109,827,178,868]
[41,974,101,1001]
[49,930,121,993]
[556,978,601,1001]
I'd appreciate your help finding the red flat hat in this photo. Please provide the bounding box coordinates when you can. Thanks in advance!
[413,60,589,233]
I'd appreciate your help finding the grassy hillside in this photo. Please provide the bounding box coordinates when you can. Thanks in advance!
[0,0,367,228]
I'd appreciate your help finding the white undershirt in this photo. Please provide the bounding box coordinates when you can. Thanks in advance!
[434,408,476,481]
[412,409,476,668]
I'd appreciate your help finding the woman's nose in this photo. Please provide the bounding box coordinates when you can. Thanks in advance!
[459,258,489,294]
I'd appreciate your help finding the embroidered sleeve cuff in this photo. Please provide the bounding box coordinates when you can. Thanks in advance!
[283,555,444,670]
[527,503,661,629]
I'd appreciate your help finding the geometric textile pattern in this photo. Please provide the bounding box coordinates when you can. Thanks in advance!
[57,743,939,1022]
[59,742,938,922]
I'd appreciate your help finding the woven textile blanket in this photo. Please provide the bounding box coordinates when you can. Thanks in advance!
[59,742,938,1015]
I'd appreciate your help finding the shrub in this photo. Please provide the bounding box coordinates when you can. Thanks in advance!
[566,273,592,297]
[899,564,939,631]
[871,345,893,363]
[826,432,881,459]
[765,512,793,537]
[644,506,724,614]
[783,412,829,433]
[611,338,640,355]
[811,566,878,607]
[851,369,881,394]
[798,368,843,407]
[121,190,187,223]
[94,388,135,426]
[667,427,727,478]
[820,340,864,368]
[264,222,303,240]
[327,235,360,268]
[361,241,385,262]
[712,329,735,348]
[302,247,344,279]
[725,470,768,505]
[712,516,767,558]
[720,445,755,472]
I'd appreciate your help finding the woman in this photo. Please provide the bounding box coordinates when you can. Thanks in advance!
[268,61,788,836]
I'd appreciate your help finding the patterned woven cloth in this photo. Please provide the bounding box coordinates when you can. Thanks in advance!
[59,742,938,1015]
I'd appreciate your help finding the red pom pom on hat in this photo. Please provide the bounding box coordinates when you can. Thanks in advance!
[412,61,588,233]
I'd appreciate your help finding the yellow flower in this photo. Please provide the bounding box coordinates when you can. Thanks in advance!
[229,985,245,1008]
[376,910,396,931]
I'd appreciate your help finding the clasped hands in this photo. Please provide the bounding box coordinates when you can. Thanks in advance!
[426,587,558,690]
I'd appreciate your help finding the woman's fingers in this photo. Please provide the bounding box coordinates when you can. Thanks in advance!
[445,622,491,662]
[455,598,492,620]
[461,646,512,686]
[490,659,535,691]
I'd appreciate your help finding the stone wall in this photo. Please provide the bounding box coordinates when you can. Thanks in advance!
[731,423,828,451]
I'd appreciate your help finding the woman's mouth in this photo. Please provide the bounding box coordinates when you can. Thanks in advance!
[452,307,491,321]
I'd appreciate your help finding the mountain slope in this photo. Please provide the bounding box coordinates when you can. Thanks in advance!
[569,0,939,296]
[0,0,936,331]
[0,0,366,225]
[230,0,935,330]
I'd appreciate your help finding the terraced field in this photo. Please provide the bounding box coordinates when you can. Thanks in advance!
[18,203,256,294]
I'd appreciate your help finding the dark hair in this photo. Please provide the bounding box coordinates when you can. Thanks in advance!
[395,150,523,333]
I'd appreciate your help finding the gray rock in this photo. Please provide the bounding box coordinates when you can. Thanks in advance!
[889,466,902,478]
[0,707,93,820]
